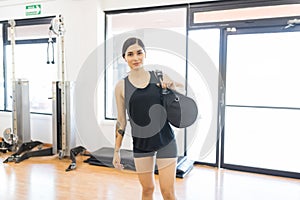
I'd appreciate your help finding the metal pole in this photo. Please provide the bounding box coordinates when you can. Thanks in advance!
[8,19,17,140]
[50,15,68,157]
[59,15,67,156]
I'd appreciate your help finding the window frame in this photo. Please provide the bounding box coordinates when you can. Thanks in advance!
[189,0,300,178]
[104,4,188,120]
[189,0,300,177]
[104,5,190,160]
[189,0,300,29]
[1,16,55,114]
[220,23,300,179]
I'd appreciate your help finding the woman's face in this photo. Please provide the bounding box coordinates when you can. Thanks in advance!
[124,43,145,70]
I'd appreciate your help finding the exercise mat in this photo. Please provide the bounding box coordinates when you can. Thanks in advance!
[84,147,136,170]
[84,147,194,178]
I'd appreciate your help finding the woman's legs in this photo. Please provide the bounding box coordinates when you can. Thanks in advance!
[134,156,156,200]
[156,139,178,200]
[156,158,177,200]
[134,139,177,199]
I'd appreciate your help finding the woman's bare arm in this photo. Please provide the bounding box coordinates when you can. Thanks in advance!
[114,79,127,151]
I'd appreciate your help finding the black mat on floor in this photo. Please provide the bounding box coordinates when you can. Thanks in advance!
[84,147,136,170]
[84,147,194,178]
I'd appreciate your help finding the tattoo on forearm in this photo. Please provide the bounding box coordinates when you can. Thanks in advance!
[117,129,125,137]
[115,121,125,137]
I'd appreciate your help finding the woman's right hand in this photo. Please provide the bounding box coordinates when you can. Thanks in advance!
[113,150,124,170]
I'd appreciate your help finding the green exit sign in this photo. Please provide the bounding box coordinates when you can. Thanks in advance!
[25,4,41,16]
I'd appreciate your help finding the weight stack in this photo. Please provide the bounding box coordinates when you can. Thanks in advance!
[13,79,31,145]
[52,81,76,158]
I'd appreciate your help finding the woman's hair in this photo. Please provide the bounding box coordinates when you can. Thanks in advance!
[122,37,146,58]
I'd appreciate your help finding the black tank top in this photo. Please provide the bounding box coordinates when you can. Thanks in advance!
[125,71,174,151]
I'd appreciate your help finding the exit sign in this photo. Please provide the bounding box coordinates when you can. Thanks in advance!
[25,4,41,16]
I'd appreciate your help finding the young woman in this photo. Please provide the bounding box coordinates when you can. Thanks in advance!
[113,37,181,200]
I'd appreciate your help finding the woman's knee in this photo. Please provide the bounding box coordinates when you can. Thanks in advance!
[142,184,155,194]
[160,188,175,200]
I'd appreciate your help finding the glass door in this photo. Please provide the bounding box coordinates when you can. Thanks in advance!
[222,25,300,178]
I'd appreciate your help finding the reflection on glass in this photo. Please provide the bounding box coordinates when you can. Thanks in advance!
[8,24,52,40]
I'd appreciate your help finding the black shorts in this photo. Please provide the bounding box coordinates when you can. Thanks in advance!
[133,139,178,158]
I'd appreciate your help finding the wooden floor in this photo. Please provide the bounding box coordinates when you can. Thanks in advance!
[1,153,300,200]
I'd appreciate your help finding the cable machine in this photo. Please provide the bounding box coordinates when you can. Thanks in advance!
[49,15,76,159]
[2,19,53,162]
[2,16,85,165]
[1,20,31,154]
[49,15,86,170]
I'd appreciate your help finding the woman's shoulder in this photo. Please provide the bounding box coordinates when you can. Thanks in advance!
[115,79,125,99]
[115,79,125,90]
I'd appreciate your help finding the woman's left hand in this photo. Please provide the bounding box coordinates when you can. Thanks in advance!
[157,74,175,90]
[160,79,175,89]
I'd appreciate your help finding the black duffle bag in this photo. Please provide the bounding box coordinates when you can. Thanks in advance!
[155,70,198,128]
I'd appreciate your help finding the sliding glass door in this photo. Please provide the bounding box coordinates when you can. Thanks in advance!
[222,27,300,177]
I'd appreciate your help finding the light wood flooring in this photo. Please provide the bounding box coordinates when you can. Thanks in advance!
[1,152,300,200]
